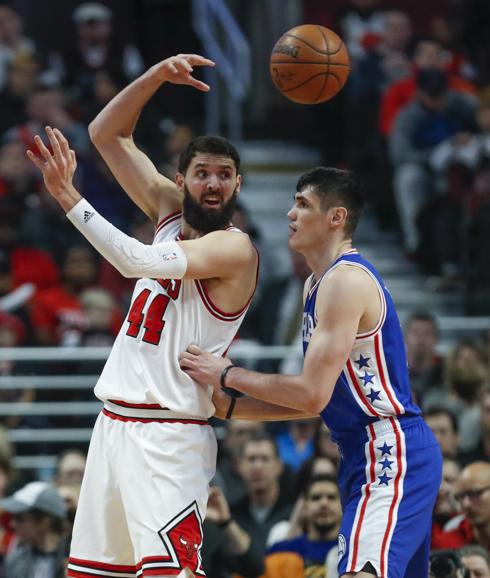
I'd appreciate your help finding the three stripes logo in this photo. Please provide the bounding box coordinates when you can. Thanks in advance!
[84,210,94,223]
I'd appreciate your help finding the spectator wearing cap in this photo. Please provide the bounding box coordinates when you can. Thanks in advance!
[389,67,477,254]
[0,481,67,578]
[50,2,143,104]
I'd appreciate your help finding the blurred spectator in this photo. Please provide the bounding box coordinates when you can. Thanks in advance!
[433,461,490,551]
[443,341,489,453]
[229,433,293,574]
[404,311,444,404]
[202,485,259,578]
[0,139,40,210]
[263,474,341,578]
[462,0,490,85]
[5,86,90,156]
[0,481,67,578]
[78,287,121,346]
[465,158,490,314]
[217,419,265,505]
[312,422,340,466]
[50,2,143,104]
[430,99,490,175]
[335,0,386,62]
[54,449,86,487]
[425,407,460,459]
[0,54,39,136]
[0,6,37,91]
[160,122,195,179]
[432,457,463,545]
[380,36,476,138]
[276,419,316,472]
[346,10,412,229]
[243,249,310,371]
[29,245,98,346]
[460,390,490,466]
[459,545,490,578]
[389,68,476,253]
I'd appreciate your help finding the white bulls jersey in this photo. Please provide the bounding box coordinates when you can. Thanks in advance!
[94,211,257,418]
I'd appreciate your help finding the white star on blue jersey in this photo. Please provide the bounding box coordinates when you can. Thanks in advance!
[380,458,393,470]
[378,472,392,486]
[355,354,370,369]
[360,372,375,386]
[378,442,393,456]
[366,388,381,403]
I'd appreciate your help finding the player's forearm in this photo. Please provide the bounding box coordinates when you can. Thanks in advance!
[224,368,320,413]
[66,198,187,279]
[230,396,317,421]
[89,65,164,142]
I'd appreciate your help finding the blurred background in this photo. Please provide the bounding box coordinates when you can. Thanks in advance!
[0,1,488,577]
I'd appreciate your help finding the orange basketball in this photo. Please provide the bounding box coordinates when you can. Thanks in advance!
[270,24,350,105]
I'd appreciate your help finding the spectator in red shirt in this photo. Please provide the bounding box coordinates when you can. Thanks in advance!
[29,244,98,345]
[431,457,463,546]
[433,462,490,551]
[379,36,476,137]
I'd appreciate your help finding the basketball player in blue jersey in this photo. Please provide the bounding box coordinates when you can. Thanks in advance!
[181,167,443,578]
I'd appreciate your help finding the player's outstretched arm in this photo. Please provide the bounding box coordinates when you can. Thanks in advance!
[27,128,254,282]
[88,54,215,224]
[180,267,365,413]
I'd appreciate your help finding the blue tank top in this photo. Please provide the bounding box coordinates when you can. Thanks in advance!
[302,250,421,443]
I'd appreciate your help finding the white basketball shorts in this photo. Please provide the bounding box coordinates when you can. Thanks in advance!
[67,400,217,577]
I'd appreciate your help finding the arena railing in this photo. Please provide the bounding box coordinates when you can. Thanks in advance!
[0,343,300,475]
[191,0,251,142]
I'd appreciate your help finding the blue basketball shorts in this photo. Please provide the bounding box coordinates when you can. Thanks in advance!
[336,416,442,578]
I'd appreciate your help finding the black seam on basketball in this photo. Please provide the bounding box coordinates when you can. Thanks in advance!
[282,72,342,93]
[282,33,343,56]
[316,25,329,103]
[271,61,349,66]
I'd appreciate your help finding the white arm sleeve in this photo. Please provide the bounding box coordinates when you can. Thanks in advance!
[66,199,187,279]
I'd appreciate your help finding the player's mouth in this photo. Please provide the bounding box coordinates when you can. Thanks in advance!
[288,224,297,237]
[201,194,222,208]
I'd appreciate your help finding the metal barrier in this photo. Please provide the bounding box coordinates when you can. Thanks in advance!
[0,343,300,474]
[191,0,250,141]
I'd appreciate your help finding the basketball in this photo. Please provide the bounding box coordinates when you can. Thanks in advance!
[270,24,350,105]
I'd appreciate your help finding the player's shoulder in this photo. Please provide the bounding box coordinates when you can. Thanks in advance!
[205,229,257,255]
[321,262,367,291]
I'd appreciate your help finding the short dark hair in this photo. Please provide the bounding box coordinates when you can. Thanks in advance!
[239,431,279,458]
[305,473,338,498]
[177,135,240,174]
[405,311,439,335]
[425,406,459,434]
[459,545,490,568]
[296,167,365,237]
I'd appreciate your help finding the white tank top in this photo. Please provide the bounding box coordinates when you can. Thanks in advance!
[94,211,258,418]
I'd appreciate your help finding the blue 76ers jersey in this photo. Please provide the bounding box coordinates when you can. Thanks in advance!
[302,250,421,443]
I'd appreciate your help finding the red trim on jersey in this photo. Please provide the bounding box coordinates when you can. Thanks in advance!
[155,211,182,234]
[102,408,208,425]
[68,557,136,575]
[380,418,404,577]
[108,399,167,410]
[349,423,377,569]
[374,334,404,414]
[194,245,259,322]
[346,360,380,417]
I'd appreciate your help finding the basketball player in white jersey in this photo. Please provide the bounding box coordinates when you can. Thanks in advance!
[26,54,259,578]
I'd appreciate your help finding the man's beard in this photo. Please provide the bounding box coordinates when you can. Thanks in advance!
[312,519,337,537]
[182,185,238,235]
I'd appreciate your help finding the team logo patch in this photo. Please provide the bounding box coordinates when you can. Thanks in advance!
[162,252,178,261]
[338,533,347,560]
[157,501,205,575]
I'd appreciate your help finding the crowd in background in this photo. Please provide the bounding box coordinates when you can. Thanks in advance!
[0,0,488,577]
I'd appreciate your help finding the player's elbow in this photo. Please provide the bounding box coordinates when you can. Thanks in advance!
[305,392,331,414]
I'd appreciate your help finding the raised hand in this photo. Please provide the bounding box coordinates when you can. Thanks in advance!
[26,126,81,212]
[156,54,215,92]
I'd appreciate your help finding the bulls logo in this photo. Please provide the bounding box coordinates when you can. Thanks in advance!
[157,501,205,575]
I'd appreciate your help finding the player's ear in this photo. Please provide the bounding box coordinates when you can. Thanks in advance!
[235,173,242,194]
[175,172,185,191]
[330,206,348,228]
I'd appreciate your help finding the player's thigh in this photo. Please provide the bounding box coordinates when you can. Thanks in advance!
[117,421,217,574]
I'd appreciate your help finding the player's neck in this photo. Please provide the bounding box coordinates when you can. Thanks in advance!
[306,237,353,280]
[180,220,231,240]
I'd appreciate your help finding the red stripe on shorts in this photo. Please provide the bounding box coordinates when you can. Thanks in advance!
[102,408,208,425]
